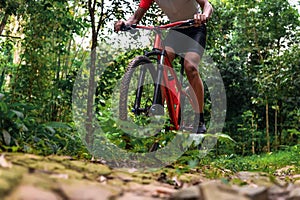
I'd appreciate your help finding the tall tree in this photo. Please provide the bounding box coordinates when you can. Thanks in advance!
[10,0,83,121]
[207,0,299,154]
[0,0,20,35]
[79,0,133,147]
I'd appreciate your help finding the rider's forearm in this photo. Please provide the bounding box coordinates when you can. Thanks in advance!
[202,3,213,19]
[197,0,213,20]
[125,7,147,25]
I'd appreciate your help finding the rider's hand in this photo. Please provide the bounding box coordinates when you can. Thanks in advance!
[193,13,207,26]
[114,20,125,32]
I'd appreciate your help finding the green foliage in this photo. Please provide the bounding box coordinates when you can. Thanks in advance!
[0,93,87,156]
[0,93,27,147]
[95,101,177,153]
[0,0,299,164]
[10,0,85,123]
[0,0,20,15]
[206,145,300,174]
[96,49,145,105]
[207,0,300,155]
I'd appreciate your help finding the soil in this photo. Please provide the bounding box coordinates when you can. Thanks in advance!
[0,153,299,200]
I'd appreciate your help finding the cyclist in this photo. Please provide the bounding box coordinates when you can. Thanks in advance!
[114,0,213,134]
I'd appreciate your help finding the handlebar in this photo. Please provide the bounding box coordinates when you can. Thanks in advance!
[120,19,195,32]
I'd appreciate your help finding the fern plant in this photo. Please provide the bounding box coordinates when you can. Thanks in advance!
[0,93,28,147]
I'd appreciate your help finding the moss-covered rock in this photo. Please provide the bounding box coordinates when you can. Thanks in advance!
[0,166,26,197]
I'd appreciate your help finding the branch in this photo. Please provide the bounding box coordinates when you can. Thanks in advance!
[96,0,104,36]
[0,13,9,35]
[88,0,97,46]
[0,34,21,39]
[92,0,96,15]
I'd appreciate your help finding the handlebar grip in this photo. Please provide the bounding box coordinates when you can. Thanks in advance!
[120,24,137,31]
[120,23,132,31]
[120,24,138,34]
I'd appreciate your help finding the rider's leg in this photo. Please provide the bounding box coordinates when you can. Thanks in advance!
[184,52,206,133]
[165,46,176,62]
[165,47,206,133]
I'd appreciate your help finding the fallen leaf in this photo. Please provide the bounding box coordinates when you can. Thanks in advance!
[97,175,107,183]
[0,154,12,168]
[50,173,69,179]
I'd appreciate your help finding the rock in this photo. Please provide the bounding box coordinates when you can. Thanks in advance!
[53,168,84,179]
[156,186,178,196]
[117,192,157,200]
[66,160,112,176]
[3,153,300,200]
[58,182,121,200]
[0,166,26,197]
[6,185,59,200]
[125,183,176,199]
[27,161,66,172]
[291,174,300,180]
[177,173,206,186]
[200,180,268,200]
[238,185,268,200]
[169,185,201,200]
[268,185,289,200]
[294,179,300,187]
[200,180,249,200]
[274,166,296,177]
[236,171,275,187]
[286,183,297,191]
[112,170,134,182]
[287,187,300,200]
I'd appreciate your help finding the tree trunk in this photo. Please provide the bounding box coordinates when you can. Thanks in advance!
[266,99,270,153]
[0,13,9,36]
[278,100,283,145]
[85,47,96,147]
[274,103,278,150]
[85,0,103,148]
[251,113,255,154]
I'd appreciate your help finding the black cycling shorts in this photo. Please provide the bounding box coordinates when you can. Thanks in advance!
[164,24,207,57]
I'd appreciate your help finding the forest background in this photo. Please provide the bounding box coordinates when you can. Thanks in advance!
[0,0,299,168]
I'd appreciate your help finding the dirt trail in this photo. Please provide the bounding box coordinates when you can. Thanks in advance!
[0,153,299,200]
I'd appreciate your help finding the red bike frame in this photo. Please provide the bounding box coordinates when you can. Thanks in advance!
[125,20,196,131]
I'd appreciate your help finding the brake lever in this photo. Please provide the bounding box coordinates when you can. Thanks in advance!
[120,23,131,31]
[120,24,138,34]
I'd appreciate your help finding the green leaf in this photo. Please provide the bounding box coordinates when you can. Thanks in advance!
[215,133,236,143]
[2,129,11,145]
[44,122,70,129]
[45,126,56,134]
[0,101,8,113]
[10,109,24,118]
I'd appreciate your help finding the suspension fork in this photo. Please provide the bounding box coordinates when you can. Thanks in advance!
[133,66,147,115]
[133,47,165,115]
[153,50,166,104]
[148,49,166,115]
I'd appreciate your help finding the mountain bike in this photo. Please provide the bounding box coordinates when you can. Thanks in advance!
[118,20,201,151]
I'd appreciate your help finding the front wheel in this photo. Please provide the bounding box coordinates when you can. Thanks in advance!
[119,56,165,133]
